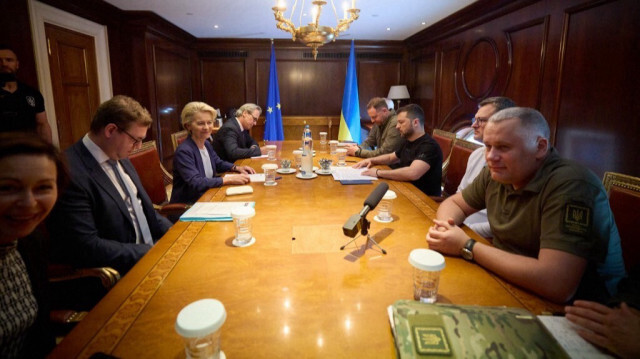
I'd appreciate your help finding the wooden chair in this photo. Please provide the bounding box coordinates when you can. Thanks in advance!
[171,130,189,152]
[442,138,482,197]
[129,141,189,218]
[603,172,640,272]
[432,129,456,178]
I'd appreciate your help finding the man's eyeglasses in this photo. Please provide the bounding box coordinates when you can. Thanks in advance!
[116,125,143,146]
[245,113,258,122]
[473,117,489,125]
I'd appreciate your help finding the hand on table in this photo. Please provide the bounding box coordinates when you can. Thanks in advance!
[426,218,468,256]
[352,158,372,169]
[565,301,640,359]
[223,173,251,185]
[345,144,359,156]
[236,165,255,174]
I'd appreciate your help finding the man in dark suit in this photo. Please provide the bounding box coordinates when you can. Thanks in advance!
[212,103,267,162]
[48,95,172,274]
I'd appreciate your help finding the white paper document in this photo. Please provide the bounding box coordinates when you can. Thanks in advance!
[331,167,378,181]
[225,173,265,182]
[251,154,268,159]
[537,315,614,359]
[179,201,255,221]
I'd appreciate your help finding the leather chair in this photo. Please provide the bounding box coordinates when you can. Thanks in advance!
[442,138,482,197]
[128,140,189,219]
[432,129,456,179]
[603,172,640,272]
[171,130,189,152]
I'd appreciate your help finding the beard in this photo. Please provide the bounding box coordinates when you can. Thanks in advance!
[400,127,414,138]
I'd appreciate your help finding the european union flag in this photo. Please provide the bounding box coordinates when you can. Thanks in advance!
[264,42,284,141]
[338,40,361,143]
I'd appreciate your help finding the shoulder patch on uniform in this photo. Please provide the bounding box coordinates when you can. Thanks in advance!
[562,203,591,235]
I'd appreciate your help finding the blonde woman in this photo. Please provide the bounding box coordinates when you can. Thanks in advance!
[170,102,254,204]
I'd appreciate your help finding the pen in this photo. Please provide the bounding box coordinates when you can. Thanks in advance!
[275,176,282,180]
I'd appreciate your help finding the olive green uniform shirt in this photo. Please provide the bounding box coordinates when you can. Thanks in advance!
[462,148,625,298]
[357,112,405,158]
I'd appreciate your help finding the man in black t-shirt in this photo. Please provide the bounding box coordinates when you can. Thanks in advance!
[354,104,442,196]
[0,45,52,142]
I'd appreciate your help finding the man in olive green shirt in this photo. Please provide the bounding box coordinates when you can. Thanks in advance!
[345,97,404,158]
[426,107,625,304]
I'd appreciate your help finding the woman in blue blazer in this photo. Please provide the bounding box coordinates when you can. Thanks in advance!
[170,102,255,204]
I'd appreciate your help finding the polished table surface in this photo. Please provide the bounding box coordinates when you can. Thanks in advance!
[50,141,562,358]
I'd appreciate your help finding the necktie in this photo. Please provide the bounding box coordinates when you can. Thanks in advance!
[107,159,153,245]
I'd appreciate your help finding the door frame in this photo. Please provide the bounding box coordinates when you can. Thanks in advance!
[28,0,113,147]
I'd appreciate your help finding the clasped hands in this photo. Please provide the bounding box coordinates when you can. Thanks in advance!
[426,218,468,256]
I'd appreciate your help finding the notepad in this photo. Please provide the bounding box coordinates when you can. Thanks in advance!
[179,202,255,221]
[226,185,253,196]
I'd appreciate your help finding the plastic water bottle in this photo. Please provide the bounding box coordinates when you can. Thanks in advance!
[301,124,313,176]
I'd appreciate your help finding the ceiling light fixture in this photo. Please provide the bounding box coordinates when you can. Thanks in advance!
[272,0,360,60]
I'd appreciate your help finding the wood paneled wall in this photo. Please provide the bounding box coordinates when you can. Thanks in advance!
[3,0,637,177]
[404,0,640,178]
[195,39,405,143]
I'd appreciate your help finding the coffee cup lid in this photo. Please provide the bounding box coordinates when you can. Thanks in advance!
[383,190,397,200]
[175,299,226,338]
[409,249,445,271]
[329,140,339,143]
[262,163,278,170]
[319,131,327,135]
[231,206,255,219]
[336,148,347,153]
[265,145,276,149]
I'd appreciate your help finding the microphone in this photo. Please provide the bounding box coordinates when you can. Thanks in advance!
[343,182,389,237]
[361,182,389,217]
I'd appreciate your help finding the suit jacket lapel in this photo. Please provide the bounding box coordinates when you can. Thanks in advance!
[75,142,133,224]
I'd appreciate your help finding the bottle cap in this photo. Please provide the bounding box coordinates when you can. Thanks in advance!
[175,299,226,338]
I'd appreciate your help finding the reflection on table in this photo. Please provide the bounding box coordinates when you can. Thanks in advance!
[50,141,562,359]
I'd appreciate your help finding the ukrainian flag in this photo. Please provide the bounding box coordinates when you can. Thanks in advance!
[338,40,361,143]
[264,42,284,141]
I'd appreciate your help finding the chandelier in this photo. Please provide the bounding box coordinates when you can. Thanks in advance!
[272,0,360,59]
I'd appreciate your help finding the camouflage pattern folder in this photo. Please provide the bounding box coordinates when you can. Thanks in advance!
[390,300,570,358]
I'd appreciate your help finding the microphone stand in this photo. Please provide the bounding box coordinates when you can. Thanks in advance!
[340,216,387,255]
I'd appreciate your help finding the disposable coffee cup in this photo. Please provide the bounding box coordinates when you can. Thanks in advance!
[375,190,397,223]
[262,163,278,186]
[231,207,255,247]
[176,298,226,359]
[408,249,445,303]
[293,150,303,169]
[336,148,347,166]
[319,132,328,152]
[265,145,277,161]
[329,140,339,155]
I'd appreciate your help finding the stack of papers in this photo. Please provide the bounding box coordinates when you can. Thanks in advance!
[179,202,255,221]
[331,167,378,181]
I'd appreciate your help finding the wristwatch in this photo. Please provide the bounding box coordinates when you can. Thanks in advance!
[461,238,476,261]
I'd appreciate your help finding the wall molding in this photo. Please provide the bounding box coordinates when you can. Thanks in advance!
[28,0,113,147]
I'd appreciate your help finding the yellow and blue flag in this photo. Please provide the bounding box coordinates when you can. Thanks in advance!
[338,40,361,143]
[264,42,284,141]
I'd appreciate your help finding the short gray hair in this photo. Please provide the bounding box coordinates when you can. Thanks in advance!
[235,103,262,118]
[490,107,550,145]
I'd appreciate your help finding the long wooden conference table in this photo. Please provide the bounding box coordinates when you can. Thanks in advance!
[50,141,562,358]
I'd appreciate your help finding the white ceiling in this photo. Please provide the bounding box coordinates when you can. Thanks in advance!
[102,0,478,41]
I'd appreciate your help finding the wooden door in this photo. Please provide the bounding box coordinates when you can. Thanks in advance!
[45,23,100,149]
